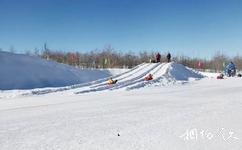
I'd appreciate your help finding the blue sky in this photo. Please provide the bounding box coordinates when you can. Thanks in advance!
[0,0,242,58]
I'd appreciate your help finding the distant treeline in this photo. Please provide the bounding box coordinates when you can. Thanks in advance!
[40,49,242,72]
[2,46,242,72]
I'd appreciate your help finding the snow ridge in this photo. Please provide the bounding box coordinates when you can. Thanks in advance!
[0,51,112,90]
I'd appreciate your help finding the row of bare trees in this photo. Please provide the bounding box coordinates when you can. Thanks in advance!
[40,49,242,72]
[172,52,242,72]
[1,47,242,71]
[37,46,158,68]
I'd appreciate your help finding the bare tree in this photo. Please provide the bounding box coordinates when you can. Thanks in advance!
[233,55,242,71]
[211,51,229,72]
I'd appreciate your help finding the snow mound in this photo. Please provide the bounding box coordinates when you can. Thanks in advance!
[126,62,204,90]
[28,62,205,95]
[74,62,204,93]
[0,60,205,97]
[0,51,114,90]
[166,62,204,81]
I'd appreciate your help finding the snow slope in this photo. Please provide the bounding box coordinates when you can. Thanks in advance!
[0,51,122,90]
[71,62,204,94]
[167,63,204,80]
[0,62,204,98]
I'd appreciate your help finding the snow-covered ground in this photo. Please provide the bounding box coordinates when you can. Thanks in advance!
[0,61,241,150]
[0,51,126,90]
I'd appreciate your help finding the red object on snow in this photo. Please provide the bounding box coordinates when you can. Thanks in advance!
[217,76,223,79]
[217,74,224,79]
[145,74,153,81]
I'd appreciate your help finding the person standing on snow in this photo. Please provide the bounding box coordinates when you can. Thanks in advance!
[167,52,171,62]
[156,52,161,63]
[225,62,236,77]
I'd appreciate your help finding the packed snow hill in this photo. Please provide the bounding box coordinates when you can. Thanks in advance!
[0,60,204,98]
[72,62,204,94]
[0,52,242,150]
[0,51,127,90]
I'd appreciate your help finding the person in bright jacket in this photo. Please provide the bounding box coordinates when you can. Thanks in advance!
[145,74,153,81]
[108,77,118,84]
[225,62,236,77]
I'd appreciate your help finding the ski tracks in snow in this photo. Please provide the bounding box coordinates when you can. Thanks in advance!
[20,63,147,96]
[22,63,172,95]
[74,63,168,94]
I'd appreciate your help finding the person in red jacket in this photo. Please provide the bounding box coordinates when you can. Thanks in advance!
[145,74,153,81]
[156,52,161,63]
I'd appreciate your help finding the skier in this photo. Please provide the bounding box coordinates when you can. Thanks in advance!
[108,77,118,84]
[156,52,161,63]
[225,62,236,77]
[167,52,171,62]
[145,73,153,81]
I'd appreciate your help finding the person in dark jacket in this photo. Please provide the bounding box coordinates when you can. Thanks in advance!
[217,73,224,79]
[167,52,171,62]
[225,62,236,77]
[156,52,161,63]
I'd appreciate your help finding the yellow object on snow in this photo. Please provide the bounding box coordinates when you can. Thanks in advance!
[108,79,114,84]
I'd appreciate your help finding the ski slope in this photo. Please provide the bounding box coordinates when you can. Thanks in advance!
[0,62,203,98]
[61,62,203,94]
